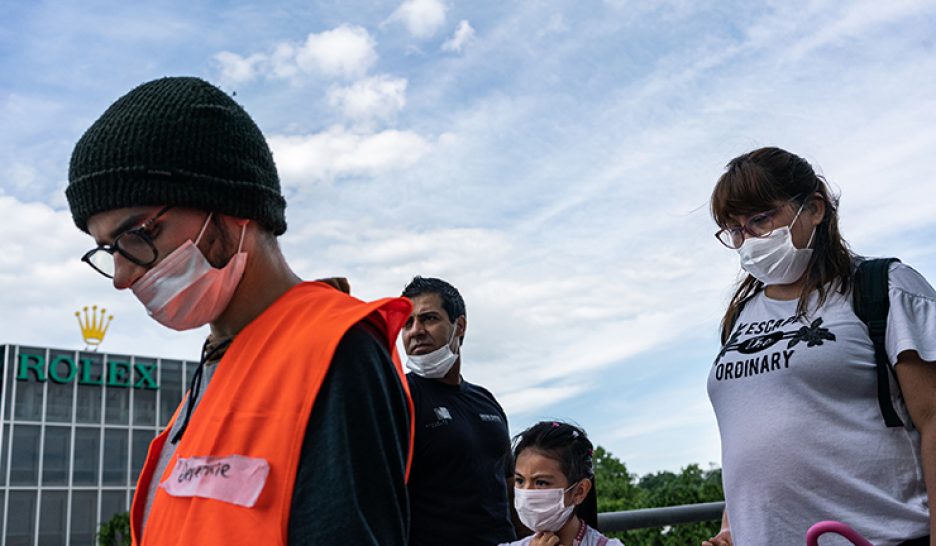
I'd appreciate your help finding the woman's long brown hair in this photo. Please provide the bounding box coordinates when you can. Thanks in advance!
[710,147,855,342]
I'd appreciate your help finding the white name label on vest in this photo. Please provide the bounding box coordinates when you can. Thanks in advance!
[160,454,270,507]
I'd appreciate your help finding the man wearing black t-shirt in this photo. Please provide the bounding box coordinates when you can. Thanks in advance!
[401,277,516,546]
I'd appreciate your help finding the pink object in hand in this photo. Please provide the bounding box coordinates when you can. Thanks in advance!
[160,454,270,508]
[806,521,874,546]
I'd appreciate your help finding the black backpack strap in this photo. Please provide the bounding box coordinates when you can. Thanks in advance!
[853,258,903,427]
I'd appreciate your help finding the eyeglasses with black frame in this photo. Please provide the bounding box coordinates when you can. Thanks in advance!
[714,196,805,250]
[81,206,173,278]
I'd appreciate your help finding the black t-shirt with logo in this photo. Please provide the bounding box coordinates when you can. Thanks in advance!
[406,373,516,546]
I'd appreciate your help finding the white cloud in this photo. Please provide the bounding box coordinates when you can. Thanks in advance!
[327,75,408,124]
[442,20,474,53]
[0,196,205,359]
[269,43,299,80]
[211,25,377,84]
[781,0,928,63]
[388,0,447,39]
[0,93,71,204]
[4,161,42,194]
[268,126,432,185]
[540,13,568,36]
[214,51,266,85]
[500,384,588,415]
[281,223,515,301]
[295,25,378,79]
[8,0,936,479]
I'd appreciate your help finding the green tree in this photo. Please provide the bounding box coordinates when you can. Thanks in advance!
[98,511,130,546]
[593,447,724,546]
[593,446,640,513]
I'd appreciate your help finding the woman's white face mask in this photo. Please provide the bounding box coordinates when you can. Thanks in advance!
[131,214,248,331]
[737,202,815,286]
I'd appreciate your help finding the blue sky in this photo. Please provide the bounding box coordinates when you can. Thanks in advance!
[2,0,936,476]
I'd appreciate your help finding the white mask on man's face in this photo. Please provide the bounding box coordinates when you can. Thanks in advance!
[131,214,248,331]
[405,324,459,378]
[737,203,815,286]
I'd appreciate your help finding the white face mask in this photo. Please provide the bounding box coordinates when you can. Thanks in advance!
[405,324,459,378]
[131,214,248,331]
[737,204,815,286]
[514,482,579,532]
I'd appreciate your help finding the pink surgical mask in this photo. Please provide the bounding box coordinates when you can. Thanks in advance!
[131,214,247,331]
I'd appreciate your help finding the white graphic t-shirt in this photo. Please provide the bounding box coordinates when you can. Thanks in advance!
[498,523,625,546]
[708,262,936,546]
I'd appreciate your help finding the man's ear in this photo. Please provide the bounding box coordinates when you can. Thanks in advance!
[455,315,467,340]
[215,214,251,240]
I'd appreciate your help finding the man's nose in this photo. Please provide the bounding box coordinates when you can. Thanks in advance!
[408,317,427,334]
[112,254,144,290]
[405,322,428,345]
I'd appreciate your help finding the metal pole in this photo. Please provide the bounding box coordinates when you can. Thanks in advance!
[598,501,725,532]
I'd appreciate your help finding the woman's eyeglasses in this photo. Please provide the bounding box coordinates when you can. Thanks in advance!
[714,197,804,249]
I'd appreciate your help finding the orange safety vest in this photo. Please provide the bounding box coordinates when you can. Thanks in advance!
[130,282,414,545]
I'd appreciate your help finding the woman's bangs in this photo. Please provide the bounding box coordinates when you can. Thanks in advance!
[711,163,787,227]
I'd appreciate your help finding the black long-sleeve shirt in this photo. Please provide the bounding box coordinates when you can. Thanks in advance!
[288,322,410,544]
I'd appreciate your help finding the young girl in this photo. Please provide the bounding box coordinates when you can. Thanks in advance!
[704,147,936,546]
[500,421,624,546]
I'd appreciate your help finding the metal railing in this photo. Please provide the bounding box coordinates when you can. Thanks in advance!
[598,501,725,532]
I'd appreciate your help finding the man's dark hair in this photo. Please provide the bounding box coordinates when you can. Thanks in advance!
[402,276,466,322]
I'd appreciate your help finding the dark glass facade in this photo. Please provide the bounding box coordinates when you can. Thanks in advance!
[0,345,193,546]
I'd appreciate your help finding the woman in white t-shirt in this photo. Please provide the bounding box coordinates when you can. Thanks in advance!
[703,147,936,546]
[499,421,624,546]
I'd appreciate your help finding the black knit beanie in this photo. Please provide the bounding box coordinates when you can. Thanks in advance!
[67,76,287,235]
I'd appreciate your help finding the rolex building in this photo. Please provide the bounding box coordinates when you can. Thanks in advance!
[0,342,194,546]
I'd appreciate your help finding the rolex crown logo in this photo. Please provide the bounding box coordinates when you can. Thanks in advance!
[75,305,114,351]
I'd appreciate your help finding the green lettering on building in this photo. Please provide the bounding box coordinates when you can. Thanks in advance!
[79,358,103,386]
[134,363,159,390]
[16,352,159,390]
[17,353,45,381]
[48,355,79,384]
[107,361,131,387]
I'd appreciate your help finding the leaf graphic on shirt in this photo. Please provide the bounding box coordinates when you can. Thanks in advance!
[715,322,748,362]
[787,318,836,348]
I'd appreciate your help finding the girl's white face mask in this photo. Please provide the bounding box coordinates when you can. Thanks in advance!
[737,203,815,286]
[513,482,579,532]
[405,324,459,378]
[131,214,248,331]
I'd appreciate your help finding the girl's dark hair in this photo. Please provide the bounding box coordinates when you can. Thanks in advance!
[710,147,854,341]
[512,421,598,528]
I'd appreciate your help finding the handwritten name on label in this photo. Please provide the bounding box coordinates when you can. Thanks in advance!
[160,454,270,508]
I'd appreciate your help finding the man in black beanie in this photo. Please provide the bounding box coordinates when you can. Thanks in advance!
[67,76,413,545]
